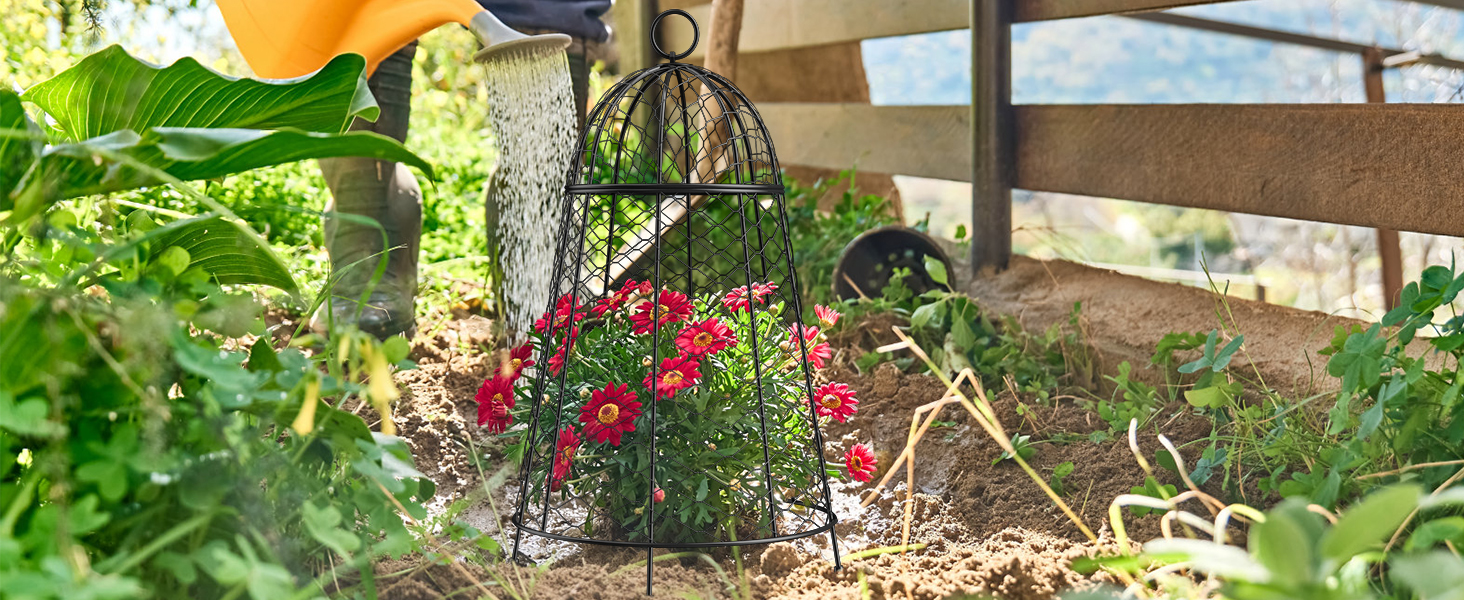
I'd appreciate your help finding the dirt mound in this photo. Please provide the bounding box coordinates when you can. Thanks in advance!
[968,256,1354,399]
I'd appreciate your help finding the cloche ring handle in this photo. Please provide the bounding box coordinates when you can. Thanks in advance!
[651,9,698,62]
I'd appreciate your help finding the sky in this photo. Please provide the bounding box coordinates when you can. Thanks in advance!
[862,0,1464,105]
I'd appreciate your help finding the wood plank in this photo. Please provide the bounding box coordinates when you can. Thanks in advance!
[1015,104,1464,238]
[665,0,969,59]
[661,0,1253,57]
[1016,0,1239,22]
[761,103,1464,237]
[758,103,971,182]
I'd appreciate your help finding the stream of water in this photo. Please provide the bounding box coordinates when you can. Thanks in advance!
[482,45,577,337]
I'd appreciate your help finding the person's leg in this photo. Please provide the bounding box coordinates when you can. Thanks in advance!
[314,42,423,338]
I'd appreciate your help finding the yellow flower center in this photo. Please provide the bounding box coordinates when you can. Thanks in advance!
[553,313,568,327]
[662,371,684,386]
[493,393,507,405]
[850,456,863,471]
[693,332,714,347]
[821,394,842,409]
[509,358,522,371]
[597,403,620,424]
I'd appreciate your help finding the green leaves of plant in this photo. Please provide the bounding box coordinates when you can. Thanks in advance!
[1319,483,1420,568]
[1178,330,1243,374]
[23,45,378,140]
[147,216,297,293]
[4,45,431,222]
[0,90,41,199]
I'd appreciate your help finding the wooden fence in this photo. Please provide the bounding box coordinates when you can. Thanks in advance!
[619,0,1464,301]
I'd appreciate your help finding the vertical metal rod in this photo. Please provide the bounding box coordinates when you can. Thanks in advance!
[1362,47,1403,311]
[645,76,674,598]
[971,0,1013,278]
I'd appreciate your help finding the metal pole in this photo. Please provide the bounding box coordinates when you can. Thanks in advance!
[1362,47,1404,311]
[971,0,1013,277]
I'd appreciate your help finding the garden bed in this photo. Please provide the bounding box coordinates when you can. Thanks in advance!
[373,307,1219,599]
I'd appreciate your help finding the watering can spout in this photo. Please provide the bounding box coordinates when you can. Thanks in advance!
[218,0,570,79]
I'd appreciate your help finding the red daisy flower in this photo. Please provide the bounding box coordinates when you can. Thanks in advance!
[545,327,581,376]
[811,382,858,423]
[475,376,516,433]
[550,427,581,492]
[785,324,832,369]
[497,343,535,380]
[845,443,877,483]
[721,282,778,312]
[579,382,642,446]
[629,290,693,334]
[534,294,586,335]
[815,305,842,329]
[674,318,737,357]
[643,356,701,399]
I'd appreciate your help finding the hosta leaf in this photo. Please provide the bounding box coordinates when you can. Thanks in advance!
[148,216,298,292]
[23,45,377,140]
[9,127,430,216]
[0,90,41,199]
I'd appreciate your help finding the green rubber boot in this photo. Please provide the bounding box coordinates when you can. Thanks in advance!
[312,42,422,339]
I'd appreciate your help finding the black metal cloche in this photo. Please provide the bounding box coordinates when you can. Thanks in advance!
[508,10,841,594]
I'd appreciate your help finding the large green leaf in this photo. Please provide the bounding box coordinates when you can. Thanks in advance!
[148,216,298,293]
[6,127,431,218]
[0,90,41,199]
[22,45,378,140]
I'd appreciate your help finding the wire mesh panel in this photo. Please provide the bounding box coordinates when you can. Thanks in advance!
[505,9,842,592]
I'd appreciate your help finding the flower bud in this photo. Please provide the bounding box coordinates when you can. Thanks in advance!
[707,443,717,451]
[580,388,592,398]
[634,507,645,515]
[653,487,665,503]
[642,357,653,367]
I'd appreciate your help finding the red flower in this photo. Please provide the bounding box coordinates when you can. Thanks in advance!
[550,427,581,492]
[815,305,842,329]
[811,382,858,423]
[845,443,877,483]
[579,382,642,446]
[643,356,700,399]
[590,280,647,317]
[785,324,832,370]
[722,282,778,312]
[498,343,535,380]
[629,290,693,334]
[653,487,665,503]
[475,376,515,433]
[674,318,737,358]
[546,327,581,376]
[534,294,586,335]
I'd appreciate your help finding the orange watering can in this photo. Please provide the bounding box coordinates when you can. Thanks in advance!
[218,0,570,78]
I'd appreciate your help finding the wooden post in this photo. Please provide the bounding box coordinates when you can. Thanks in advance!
[1363,47,1404,310]
[971,0,1013,276]
[615,0,659,74]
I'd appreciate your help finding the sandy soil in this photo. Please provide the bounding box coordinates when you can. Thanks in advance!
[965,255,1358,399]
